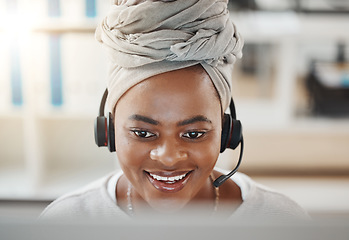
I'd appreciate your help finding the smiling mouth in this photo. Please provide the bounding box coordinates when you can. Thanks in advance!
[144,170,193,193]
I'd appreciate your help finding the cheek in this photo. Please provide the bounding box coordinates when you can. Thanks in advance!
[114,122,146,170]
[115,132,147,169]
[193,132,221,169]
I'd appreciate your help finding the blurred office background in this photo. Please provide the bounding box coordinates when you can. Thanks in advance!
[0,0,348,218]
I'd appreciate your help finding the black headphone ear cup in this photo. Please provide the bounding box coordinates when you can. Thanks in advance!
[94,116,108,147]
[229,119,242,150]
[220,114,232,153]
[107,113,116,152]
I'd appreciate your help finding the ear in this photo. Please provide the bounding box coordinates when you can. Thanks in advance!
[94,116,108,147]
[229,119,242,150]
[107,113,116,152]
[220,114,232,153]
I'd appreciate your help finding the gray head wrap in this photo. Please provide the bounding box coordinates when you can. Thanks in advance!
[95,0,243,112]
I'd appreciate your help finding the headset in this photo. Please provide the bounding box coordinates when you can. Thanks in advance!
[94,88,244,188]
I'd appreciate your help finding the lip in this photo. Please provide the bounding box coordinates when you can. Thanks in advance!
[144,170,193,193]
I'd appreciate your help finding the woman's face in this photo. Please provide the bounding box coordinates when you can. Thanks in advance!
[114,65,222,213]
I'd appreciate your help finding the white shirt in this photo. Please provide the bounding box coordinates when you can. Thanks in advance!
[40,170,309,220]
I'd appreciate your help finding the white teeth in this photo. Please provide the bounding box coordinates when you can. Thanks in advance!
[149,173,187,182]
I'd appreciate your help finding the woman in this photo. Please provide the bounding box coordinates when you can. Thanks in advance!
[41,0,308,220]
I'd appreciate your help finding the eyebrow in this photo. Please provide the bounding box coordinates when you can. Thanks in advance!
[177,115,212,126]
[128,114,212,126]
[128,114,159,125]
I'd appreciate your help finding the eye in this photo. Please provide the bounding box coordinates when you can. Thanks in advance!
[132,130,156,138]
[182,131,205,139]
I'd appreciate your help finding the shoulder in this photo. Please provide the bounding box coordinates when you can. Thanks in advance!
[230,172,310,220]
[40,171,125,220]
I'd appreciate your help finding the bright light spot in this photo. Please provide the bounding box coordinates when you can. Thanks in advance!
[0,13,38,37]
[0,12,41,47]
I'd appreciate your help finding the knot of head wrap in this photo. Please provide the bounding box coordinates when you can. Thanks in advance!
[95,0,244,113]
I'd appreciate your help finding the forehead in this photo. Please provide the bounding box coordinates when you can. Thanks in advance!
[114,65,221,121]
[137,65,215,94]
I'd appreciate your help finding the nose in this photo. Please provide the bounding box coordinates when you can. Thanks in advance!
[150,138,188,167]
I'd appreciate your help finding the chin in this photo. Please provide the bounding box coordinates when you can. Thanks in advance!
[147,197,189,214]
